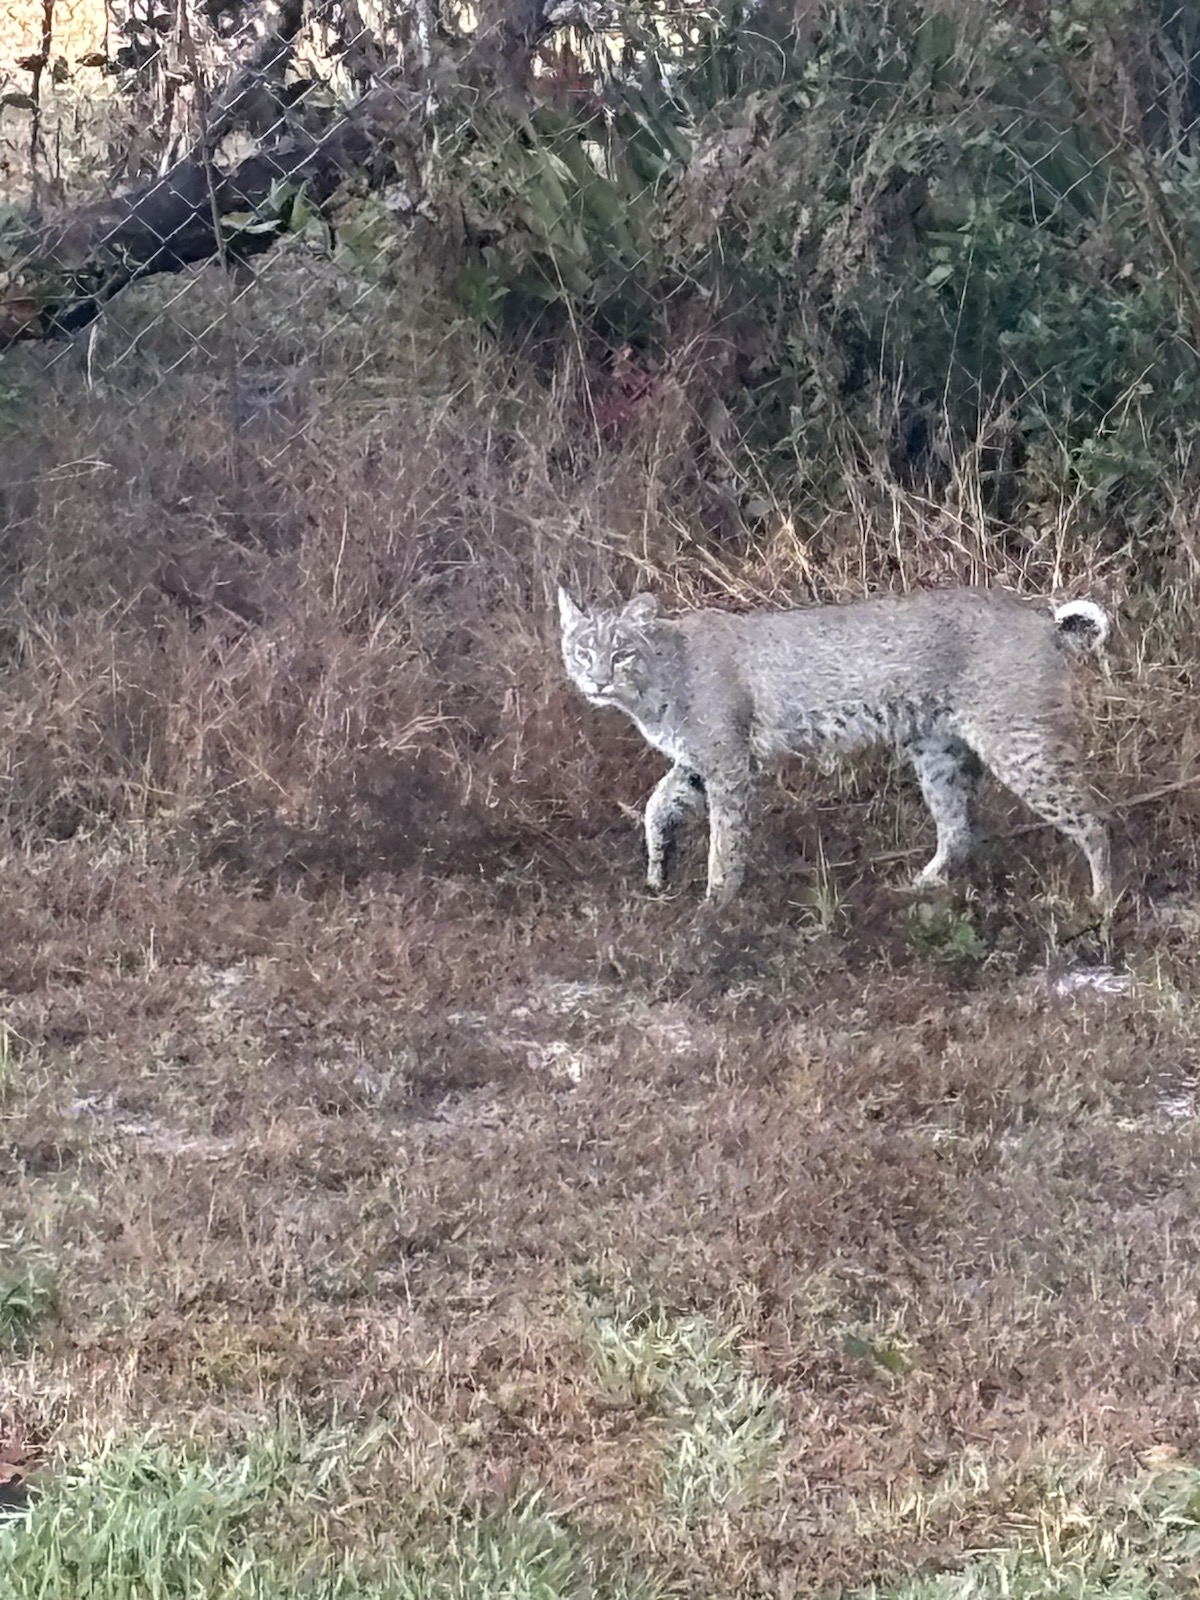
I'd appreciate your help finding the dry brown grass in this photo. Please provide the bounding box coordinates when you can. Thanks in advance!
[3,265,1200,1595]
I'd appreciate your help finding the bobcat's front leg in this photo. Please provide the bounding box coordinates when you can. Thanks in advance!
[644,764,707,892]
[704,771,753,905]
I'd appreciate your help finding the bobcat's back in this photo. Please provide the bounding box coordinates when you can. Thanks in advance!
[654,588,1083,762]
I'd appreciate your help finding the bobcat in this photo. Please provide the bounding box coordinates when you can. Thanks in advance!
[558,584,1114,910]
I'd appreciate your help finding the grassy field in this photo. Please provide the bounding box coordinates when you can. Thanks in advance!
[3,269,1200,1597]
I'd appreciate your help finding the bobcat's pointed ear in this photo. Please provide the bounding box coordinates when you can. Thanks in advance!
[622,592,659,625]
[558,586,586,629]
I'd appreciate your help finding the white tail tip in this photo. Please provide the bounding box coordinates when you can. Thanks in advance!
[1054,598,1110,651]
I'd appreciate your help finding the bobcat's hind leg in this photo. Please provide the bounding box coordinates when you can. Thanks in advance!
[906,734,984,887]
[645,765,707,892]
[964,719,1114,910]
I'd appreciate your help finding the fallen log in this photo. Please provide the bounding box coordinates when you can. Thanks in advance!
[0,83,419,348]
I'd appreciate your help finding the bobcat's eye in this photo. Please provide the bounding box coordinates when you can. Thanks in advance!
[613,649,636,667]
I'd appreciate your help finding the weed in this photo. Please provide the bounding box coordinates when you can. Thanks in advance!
[0,1247,56,1352]
[800,846,847,930]
[906,901,987,968]
[842,1332,910,1379]
[0,1022,16,1102]
[586,1305,785,1527]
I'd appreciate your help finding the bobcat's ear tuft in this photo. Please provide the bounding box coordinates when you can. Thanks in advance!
[622,592,659,625]
[558,586,585,629]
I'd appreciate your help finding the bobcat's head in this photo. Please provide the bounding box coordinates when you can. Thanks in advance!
[557,588,659,709]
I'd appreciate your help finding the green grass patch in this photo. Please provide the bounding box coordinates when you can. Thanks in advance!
[0,1419,677,1600]
[586,1304,784,1526]
[0,1246,56,1351]
[906,901,986,968]
[0,1020,19,1102]
[858,1466,1200,1600]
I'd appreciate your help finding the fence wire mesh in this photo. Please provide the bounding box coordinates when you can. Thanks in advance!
[2,1,1200,494]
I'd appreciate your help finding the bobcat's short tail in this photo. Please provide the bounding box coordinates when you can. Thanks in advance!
[1053,598,1110,654]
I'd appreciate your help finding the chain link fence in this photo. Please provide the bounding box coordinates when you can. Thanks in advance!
[1,0,416,422]
[2,3,1198,477]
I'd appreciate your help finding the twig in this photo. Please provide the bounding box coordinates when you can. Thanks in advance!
[1112,773,1200,811]
[831,774,1200,871]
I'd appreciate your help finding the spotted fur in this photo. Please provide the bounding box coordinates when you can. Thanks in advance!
[558,585,1113,909]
